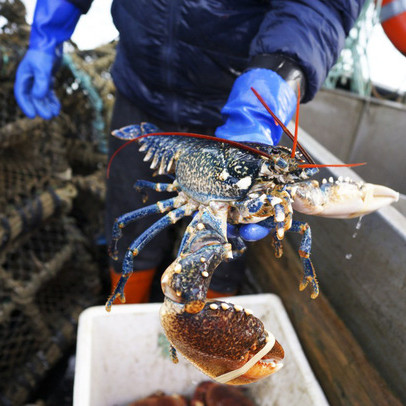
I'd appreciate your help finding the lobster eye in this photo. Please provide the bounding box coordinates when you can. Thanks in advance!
[275,158,287,169]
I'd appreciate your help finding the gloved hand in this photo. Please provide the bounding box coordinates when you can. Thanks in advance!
[215,68,297,145]
[217,68,297,242]
[227,222,271,243]
[14,0,81,119]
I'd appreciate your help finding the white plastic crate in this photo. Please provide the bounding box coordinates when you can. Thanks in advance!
[73,294,329,406]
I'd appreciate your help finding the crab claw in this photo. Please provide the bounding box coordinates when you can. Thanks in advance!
[290,179,399,219]
[160,298,284,385]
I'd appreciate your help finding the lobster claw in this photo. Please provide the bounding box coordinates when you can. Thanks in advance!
[290,179,399,219]
[160,298,284,385]
[159,205,284,384]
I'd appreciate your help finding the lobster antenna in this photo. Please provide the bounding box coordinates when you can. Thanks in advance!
[107,138,137,178]
[107,90,366,177]
[250,87,367,170]
[291,84,300,158]
[106,131,277,179]
[250,86,315,164]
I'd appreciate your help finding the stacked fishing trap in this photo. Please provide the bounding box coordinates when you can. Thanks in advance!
[0,1,115,404]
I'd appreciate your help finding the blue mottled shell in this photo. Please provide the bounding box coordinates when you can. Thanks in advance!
[114,123,269,203]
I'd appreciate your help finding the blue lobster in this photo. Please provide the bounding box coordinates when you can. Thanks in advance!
[105,90,398,385]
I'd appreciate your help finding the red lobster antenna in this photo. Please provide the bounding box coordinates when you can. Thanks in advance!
[250,87,366,169]
[107,88,366,178]
[250,86,315,164]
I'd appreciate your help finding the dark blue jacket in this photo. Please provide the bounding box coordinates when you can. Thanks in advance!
[70,0,364,127]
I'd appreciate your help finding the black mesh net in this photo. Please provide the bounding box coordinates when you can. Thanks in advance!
[0,1,115,404]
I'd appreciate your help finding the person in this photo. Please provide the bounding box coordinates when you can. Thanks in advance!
[14,0,364,303]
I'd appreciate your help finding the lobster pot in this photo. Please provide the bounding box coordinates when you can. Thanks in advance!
[0,1,115,404]
[0,220,100,404]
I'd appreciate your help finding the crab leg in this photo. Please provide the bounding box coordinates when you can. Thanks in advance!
[106,202,196,311]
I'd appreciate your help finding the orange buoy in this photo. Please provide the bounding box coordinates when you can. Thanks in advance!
[380,0,406,55]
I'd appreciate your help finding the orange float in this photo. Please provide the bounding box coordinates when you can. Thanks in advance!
[380,0,406,55]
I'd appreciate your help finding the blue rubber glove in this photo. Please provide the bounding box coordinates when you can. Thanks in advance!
[218,68,297,241]
[239,223,271,241]
[14,0,81,119]
[215,68,297,145]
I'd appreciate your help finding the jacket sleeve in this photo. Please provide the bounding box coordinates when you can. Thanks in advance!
[250,0,365,102]
[67,0,94,14]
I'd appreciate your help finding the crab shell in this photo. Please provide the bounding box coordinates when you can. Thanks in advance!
[160,298,284,385]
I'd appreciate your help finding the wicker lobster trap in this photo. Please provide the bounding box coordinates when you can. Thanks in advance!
[0,1,115,404]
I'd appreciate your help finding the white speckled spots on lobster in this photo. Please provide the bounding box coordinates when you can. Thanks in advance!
[235,176,252,190]
[136,133,266,204]
[173,144,262,204]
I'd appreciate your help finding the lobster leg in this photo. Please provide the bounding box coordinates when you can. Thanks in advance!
[258,222,283,259]
[106,203,197,311]
[271,232,284,258]
[250,188,293,255]
[287,220,319,298]
[134,180,179,193]
[271,190,293,240]
[252,218,284,258]
[109,195,186,260]
[233,188,292,240]
[225,225,247,259]
[255,216,318,298]
[228,236,247,259]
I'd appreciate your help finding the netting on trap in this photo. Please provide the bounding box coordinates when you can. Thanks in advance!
[0,1,115,404]
[0,236,101,405]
